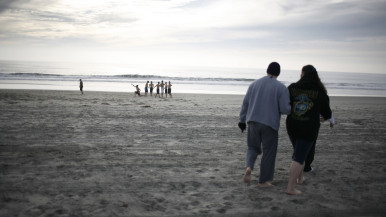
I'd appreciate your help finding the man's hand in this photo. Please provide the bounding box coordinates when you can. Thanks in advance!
[238,122,246,133]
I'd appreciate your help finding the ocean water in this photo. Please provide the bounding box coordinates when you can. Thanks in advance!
[0,60,386,96]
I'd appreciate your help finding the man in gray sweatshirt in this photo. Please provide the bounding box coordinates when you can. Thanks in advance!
[239,62,291,187]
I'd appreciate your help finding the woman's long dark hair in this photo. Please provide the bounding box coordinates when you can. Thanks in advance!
[301,65,327,94]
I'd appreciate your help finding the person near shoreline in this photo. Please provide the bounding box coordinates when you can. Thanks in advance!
[79,79,83,95]
[155,82,160,98]
[239,62,291,188]
[285,65,332,195]
[145,81,149,97]
[132,84,141,97]
[164,82,168,98]
[160,81,165,97]
[149,81,154,96]
[168,81,172,98]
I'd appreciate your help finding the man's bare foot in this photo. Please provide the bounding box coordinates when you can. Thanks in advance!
[257,182,273,188]
[285,189,302,195]
[243,168,252,184]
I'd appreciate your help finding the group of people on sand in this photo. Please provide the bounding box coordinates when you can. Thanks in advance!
[239,62,334,195]
[78,79,173,98]
[133,80,172,98]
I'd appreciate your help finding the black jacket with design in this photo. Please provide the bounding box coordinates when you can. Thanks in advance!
[286,78,332,141]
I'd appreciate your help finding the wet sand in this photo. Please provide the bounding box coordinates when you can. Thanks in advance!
[0,89,385,217]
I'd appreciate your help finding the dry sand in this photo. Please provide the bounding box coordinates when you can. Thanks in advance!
[0,89,385,217]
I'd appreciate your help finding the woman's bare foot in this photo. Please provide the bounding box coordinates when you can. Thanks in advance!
[257,182,273,188]
[243,168,252,184]
[285,189,302,195]
[297,176,305,184]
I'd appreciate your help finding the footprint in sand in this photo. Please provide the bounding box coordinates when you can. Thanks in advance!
[191,200,200,206]
[189,181,201,188]
[216,208,227,214]
[224,202,232,207]
[291,199,305,204]
[223,195,234,201]
[199,210,210,214]
[261,197,273,201]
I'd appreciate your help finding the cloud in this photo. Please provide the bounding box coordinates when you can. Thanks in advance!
[0,0,382,47]
[0,0,37,13]
[0,0,19,13]
[236,0,386,44]
[0,0,385,73]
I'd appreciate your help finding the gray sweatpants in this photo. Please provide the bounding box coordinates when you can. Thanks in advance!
[246,122,279,183]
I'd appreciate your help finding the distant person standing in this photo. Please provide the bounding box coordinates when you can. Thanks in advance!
[155,82,160,98]
[164,82,168,98]
[285,65,332,195]
[239,62,291,187]
[160,81,165,97]
[79,79,83,95]
[145,81,149,97]
[150,81,154,96]
[168,81,172,98]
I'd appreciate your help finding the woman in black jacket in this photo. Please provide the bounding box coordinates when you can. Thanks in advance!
[285,65,332,195]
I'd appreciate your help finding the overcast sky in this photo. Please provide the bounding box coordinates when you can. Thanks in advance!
[0,0,385,73]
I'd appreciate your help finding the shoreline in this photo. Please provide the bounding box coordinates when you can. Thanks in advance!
[1,89,385,216]
[1,88,386,98]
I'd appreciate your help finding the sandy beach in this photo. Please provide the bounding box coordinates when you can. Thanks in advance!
[0,89,385,217]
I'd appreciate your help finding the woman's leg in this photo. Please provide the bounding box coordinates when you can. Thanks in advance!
[304,140,316,172]
[286,161,303,195]
[286,137,315,194]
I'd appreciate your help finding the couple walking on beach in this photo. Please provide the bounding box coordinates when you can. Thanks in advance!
[239,62,332,195]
